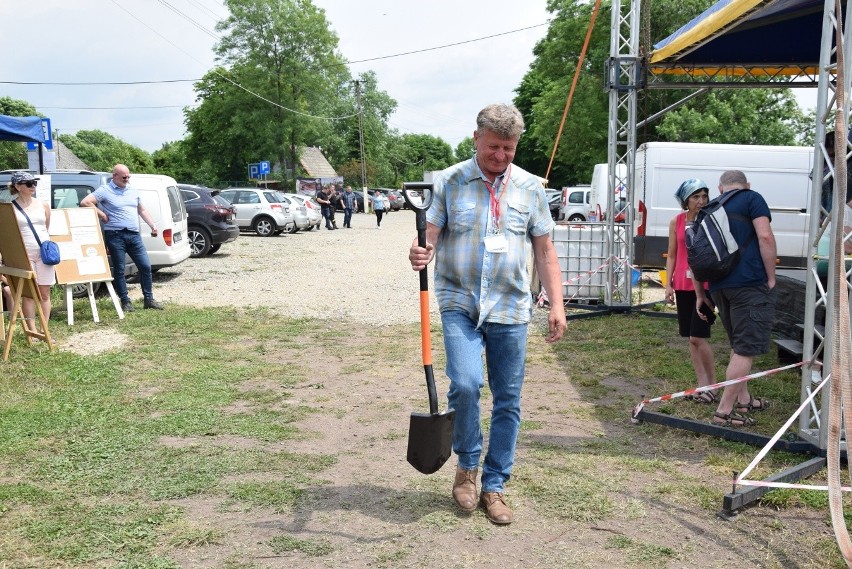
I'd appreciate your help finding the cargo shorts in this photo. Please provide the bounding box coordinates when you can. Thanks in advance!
[710,284,777,357]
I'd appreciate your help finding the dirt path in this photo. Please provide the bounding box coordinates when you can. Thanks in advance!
[75,211,832,568]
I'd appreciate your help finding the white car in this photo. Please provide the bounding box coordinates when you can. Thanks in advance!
[277,193,311,232]
[287,193,323,230]
[219,188,295,237]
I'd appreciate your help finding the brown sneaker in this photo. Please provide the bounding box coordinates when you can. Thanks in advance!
[480,491,513,525]
[452,467,478,513]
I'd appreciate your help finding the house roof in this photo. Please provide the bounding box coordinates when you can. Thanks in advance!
[54,139,91,170]
[298,146,337,177]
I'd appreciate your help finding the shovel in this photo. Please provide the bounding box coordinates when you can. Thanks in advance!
[402,182,455,474]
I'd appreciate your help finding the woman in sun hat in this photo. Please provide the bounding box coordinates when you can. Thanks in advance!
[9,171,54,331]
[664,178,716,403]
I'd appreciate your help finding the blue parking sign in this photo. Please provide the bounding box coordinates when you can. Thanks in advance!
[248,163,259,178]
[26,118,53,150]
[259,161,270,175]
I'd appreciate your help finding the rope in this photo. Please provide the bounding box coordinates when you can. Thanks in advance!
[545,0,602,182]
[826,0,852,562]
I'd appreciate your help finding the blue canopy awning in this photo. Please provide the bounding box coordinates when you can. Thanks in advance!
[0,115,45,144]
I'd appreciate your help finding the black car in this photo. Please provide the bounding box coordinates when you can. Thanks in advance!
[178,184,240,256]
[333,189,365,213]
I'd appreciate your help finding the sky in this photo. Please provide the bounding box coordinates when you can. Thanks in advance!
[1,0,551,154]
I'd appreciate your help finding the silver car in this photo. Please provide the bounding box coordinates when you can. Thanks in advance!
[287,193,323,230]
[277,193,311,232]
[219,188,295,237]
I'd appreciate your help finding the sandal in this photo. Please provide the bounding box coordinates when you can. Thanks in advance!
[693,391,717,404]
[736,396,770,413]
[712,411,756,428]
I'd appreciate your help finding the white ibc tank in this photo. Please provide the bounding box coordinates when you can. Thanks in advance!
[550,224,609,299]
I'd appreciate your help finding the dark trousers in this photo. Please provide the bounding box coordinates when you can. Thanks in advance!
[343,208,353,228]
[321,206,333,229]
[375,210,384,226]
[103,229,153,302]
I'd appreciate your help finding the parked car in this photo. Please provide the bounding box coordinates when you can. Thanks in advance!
[380,189,404,211]
[276,193,311,232]
[287,193,322,230]
[178,184,240,257]
[559,185,592,222]
[219,188,295,236]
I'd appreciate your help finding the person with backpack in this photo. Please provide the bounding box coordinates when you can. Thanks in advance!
[665,179,716,404]
[692,170,776,428]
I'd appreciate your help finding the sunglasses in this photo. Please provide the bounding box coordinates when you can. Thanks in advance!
[20,181,37,188]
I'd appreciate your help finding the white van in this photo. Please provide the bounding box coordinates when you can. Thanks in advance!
[130,174,191,270]
[632,142,813,269]
[589,162,627,219]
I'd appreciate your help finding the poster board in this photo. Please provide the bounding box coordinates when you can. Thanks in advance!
[48,207,113,286]
[0,203,37,299]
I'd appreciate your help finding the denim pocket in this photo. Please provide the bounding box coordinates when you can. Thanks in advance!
[506,200,530,234]
[450,201,477,232]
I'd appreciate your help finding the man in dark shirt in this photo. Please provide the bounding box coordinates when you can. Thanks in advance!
[315,185,334,230]
[694,170,776,428]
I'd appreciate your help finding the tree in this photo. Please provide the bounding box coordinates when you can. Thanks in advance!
[0,97,39,171]
[454,136,475,162]
[187,0,352,185]
[152,140,197,184]
[58,130,152,173]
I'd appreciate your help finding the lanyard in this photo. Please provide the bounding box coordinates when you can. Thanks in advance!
[483,165,511,230]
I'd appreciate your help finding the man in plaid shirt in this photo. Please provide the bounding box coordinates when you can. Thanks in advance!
[408,103,566,524]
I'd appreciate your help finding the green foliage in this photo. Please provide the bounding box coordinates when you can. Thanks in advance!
[454,136,475,162]
[59,130,153,173]
[0,96,39,170]
[152,140,195,183]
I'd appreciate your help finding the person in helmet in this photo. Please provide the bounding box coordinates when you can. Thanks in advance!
[664,178,716,404]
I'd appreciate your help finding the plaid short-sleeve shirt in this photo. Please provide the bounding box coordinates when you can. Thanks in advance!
[426,157,554,327]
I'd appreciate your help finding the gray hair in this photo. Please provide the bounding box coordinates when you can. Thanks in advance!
[476,104,525,139]
[719,170,748,187]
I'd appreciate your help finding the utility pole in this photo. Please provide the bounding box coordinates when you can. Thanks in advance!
[354,80,367,192]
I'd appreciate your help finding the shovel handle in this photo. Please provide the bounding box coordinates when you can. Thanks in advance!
[405,182,439,416]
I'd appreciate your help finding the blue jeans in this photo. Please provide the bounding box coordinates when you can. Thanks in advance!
[103,229,153,302]
[441,310,528,492]
[343,207,353,228]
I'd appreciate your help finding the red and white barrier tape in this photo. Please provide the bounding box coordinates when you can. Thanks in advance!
[537,255,627,306]
[632,361,809,417]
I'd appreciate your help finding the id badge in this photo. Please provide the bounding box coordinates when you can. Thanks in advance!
[484,233,508,253]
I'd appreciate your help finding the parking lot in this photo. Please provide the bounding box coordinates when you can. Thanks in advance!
[145,208,434,326]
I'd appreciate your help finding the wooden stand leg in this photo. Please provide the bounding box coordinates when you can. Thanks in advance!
[87,283,100,324]
[106,282,124,320]
[3,277,26,362]
[66,285,74,326]
[26,278,54,350]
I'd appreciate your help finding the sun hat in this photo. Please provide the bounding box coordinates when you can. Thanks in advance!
[10,171,38,185]
[674,178,709,209]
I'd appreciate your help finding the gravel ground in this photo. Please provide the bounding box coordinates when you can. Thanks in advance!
[139,210,665,326]
[145,209,435,326]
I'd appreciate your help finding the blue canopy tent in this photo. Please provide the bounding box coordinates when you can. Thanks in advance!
[0,115,48,173]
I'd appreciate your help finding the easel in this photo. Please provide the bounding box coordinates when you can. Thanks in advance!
[0,203,55,361]
[0,265,54,361]
[48,208,123,324]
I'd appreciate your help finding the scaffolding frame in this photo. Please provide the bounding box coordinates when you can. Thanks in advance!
[607,0,852,509]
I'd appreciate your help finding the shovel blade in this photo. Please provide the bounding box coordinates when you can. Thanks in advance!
[407,409,455,474]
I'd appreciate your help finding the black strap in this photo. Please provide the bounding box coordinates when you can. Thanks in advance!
[715,188,756,250]
[12,200,44,247]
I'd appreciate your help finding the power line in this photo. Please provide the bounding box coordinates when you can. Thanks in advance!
[156,0,220,41]
[36,105,193,110]
[0,79,198,85]
[346,22,549,65]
